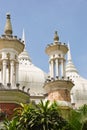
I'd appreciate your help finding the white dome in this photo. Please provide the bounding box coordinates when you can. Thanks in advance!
[66,44,87,108]
[70,76,87,108]
[18,49,47,96]
[18,49,31,61]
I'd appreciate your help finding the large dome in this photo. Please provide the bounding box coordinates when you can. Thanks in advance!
[18,49,47,96]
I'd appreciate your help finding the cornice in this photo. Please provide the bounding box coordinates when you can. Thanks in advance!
[0,89,30,104]
[44,79,74,93]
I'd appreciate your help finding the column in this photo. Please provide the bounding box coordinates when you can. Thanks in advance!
[16,62,19,83]
[61,59,64,77]
[58,60,61,78]
[0,70,1,83]
[6,61,10,83]
[10,60,15,86]
[0,65,2,83]
[6,67,9,83]
[1,63,3,83]
[2,60,7,85]
[50,60,54,78]
[63,60,66,77]
[55,58,59,77]
[49,60,51,78]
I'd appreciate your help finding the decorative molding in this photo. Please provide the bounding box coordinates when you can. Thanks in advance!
[0,89,30,104]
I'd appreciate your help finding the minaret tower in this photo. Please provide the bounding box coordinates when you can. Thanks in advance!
[0,13,24,86]
[0,14,29,118]
[44,31,74,107]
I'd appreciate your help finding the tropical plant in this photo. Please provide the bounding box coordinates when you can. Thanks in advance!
[79,104,87,130]
[29,100,69,130]
[67,104,87,130]
[3,117,19,130]
[3,100,72,130]
[68,109,82,130]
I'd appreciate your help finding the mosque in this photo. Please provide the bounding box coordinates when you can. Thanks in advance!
[0,13,87,119]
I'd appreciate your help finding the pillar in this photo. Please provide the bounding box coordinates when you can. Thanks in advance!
[61,60,65,77]
[10,60,15,86]
[6,61,10,83]
[50,60,54,78]
[2,60,7,85]
[49,60,51,77]
[55,58,59,77]
[16,62,19,83]
[63,60,66,77]
[0,66,3,83]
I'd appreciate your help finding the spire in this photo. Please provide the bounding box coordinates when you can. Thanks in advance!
[22,29,26,46]
[22,29,26,50]
[19,29,32,62]
[67,42,72,61]
[4,13,13,35]
[66,43,78,74]
[54,31,59,42]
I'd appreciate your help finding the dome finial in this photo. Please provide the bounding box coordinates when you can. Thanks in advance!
[54,31,59,42]
[4,13,13,35]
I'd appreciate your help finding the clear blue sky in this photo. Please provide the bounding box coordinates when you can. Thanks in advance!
[0,0,87,78]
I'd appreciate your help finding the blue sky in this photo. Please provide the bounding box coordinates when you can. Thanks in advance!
[0,0,87,78]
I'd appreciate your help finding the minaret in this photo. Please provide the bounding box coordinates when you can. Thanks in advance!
[0,13,24,86]
[0,14,29,118]
[46,31,67,79]
[44,31,74,107]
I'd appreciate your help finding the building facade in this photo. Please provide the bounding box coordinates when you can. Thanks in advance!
[0,13,87,120]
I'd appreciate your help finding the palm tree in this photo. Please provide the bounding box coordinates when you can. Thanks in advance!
[29,100,64,130]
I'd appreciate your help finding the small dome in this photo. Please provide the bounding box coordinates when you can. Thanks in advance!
[18,49,47,96]
[18,49,31,62]
[66,60,78,74]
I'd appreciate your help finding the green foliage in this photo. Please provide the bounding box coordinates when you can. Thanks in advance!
[3,117,19,130]
[68,109,82,130]
[29,100,68,130]
[82,120,87,130]
[2,102,87,130]
[67,104,87,130]
[79,104,87,130]
[3,100,72,130]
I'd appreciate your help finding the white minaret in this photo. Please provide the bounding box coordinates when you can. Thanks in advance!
[46,31,67,79]
[44,31,74,107]
[0,13,24,86]
[0,14,29,118]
